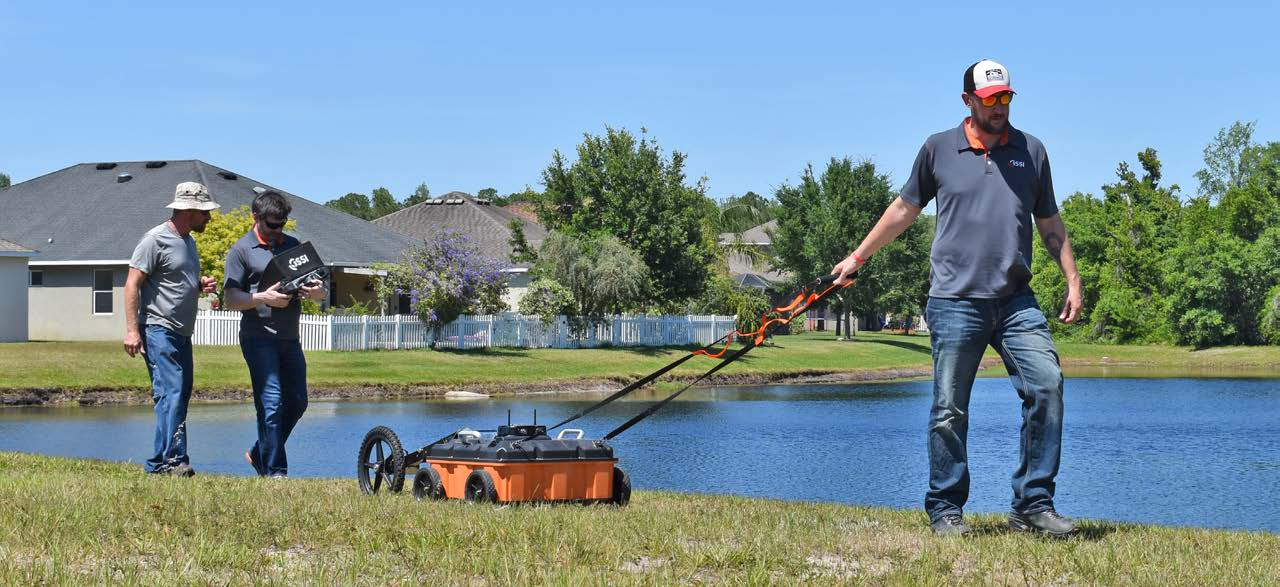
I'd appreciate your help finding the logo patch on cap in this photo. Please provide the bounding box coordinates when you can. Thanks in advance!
[985,69,1005,82]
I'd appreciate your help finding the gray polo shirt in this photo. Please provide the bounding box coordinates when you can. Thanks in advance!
[129,223,201,336]
[223,229,303,340]
[899,120,1058,299]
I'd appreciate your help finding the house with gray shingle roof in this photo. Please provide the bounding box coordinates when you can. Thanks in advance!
[0,237,37,342]
[0,160,415,341]
[374,191,548,309]
[717,220,789,290]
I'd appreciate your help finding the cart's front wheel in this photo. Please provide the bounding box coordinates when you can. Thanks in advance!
[412,466,445,500]
[357,426,405,495]
[464,470,498,503]
[610,466,631,506]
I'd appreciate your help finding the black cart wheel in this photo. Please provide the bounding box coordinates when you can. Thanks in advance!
[464,470,498,503]
[412,466,445,501]
[610,466,631,506]
[357,426,405,495]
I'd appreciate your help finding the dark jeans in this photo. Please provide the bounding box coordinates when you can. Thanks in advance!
[142,325,193,473]
[240,334,308,476]
[924,292,1065,522]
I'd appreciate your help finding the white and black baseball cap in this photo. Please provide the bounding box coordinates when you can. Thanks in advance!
[963,59,1014,98]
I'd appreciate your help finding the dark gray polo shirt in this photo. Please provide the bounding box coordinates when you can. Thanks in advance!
[899,120,1058,298]
[223,229,303,339]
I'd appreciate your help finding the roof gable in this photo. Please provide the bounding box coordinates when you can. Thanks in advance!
[374,192,548,266]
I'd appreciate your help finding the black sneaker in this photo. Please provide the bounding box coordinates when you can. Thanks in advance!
[930,513,971,536]
[169,463,196,478]
[1008,509,1077,538]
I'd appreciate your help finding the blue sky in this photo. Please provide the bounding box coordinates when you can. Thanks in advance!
[3,2,1277,206]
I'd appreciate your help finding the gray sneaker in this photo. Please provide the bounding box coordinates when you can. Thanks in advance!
[930,513,972,536]
[169,463,196,478]
[1008,509,1077,538]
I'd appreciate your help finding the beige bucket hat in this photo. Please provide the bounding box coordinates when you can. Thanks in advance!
[167,181,221,211]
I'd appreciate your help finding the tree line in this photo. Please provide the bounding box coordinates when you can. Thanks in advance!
[295,120,1280,347]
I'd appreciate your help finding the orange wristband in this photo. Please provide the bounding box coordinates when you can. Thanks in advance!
[852,252,868,265]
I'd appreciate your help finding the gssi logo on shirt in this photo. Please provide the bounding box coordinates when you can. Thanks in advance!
[1008,159,1026,168]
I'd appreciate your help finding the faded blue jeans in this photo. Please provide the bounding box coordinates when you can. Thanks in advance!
[924,292,1064,522]
[142,324,193,473]
[240,334,308,476]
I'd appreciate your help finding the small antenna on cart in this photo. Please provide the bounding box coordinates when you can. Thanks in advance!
[534,409,537,425]
[507,409,512,426]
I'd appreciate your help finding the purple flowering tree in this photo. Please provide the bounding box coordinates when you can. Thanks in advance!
[377,230,509,342]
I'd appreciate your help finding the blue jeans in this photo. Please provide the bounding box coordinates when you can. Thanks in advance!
[240,334,308,476]
[142,325,193,473]
[924,292,1064,521]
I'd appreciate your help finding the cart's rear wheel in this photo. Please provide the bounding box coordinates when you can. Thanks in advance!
[357,426,405,495]
[412,465,445,500]
[464,470,498,503]
[610,466,631,506]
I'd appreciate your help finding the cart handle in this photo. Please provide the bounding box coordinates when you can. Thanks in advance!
[556,429,584,440]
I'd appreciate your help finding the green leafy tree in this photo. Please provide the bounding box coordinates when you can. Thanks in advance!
[402,182,432,207]
[476,187,498,201]
[772,158,928,336]
[1195,121,1259,201]
[537,127,716,308]
[370,187,400,219]
[1091,149,1181,342]
[1260,283,1280,344]
[494,187,540,206]
[325,192,373,220]
[0,172,10,189]
[508,219,538,264]
[716,191,778,234]
[517,278,576,324]
[193,206,296,306]
[532,232,648,320]
[687,273,771,332]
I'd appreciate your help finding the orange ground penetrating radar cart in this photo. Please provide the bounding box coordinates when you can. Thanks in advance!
[356,273,855,505]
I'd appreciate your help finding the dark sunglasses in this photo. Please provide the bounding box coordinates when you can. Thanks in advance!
[262,218,287,230]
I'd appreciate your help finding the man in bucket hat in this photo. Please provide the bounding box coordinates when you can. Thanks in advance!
[831,59,1083,537]
[123,181,220,477]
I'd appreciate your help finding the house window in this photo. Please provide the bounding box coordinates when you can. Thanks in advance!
[29,270,43,287]
[93,269,114,315]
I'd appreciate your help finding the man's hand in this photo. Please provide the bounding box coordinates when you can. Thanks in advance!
[1060,281,1083,323]
[124,330,143,357]
[200,276,216,294]
[299,279,327,301]
[256,282,293,309]
[830,252,865,286]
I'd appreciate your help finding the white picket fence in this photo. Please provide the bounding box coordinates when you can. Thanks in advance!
[191,310,738,352]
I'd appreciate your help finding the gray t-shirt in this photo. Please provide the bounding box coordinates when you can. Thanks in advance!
[223,229,303,340]
[899,122,1059,299]
[129,222,201,336]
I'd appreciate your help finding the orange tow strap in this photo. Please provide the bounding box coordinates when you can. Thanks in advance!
[693,280,848,358]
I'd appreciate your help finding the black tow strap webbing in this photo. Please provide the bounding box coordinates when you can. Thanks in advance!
[547,332,731,432]
[603,339,758,440]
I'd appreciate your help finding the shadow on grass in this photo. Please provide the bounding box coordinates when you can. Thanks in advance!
[428,345,692,358]
[966,520,1119,541]
[848,336,932,356]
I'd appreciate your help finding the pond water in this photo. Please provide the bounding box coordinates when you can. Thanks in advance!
[2,378,1277,532]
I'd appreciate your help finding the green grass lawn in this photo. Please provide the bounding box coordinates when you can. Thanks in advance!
[0,452,1274,584]
[4,332,1280,393]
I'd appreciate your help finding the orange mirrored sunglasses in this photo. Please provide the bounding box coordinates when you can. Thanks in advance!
[978,93,1013,107]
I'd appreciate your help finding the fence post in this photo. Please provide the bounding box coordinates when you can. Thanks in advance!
[326,315,335,351]
[360,315,369,351]
[394,314,402,350]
